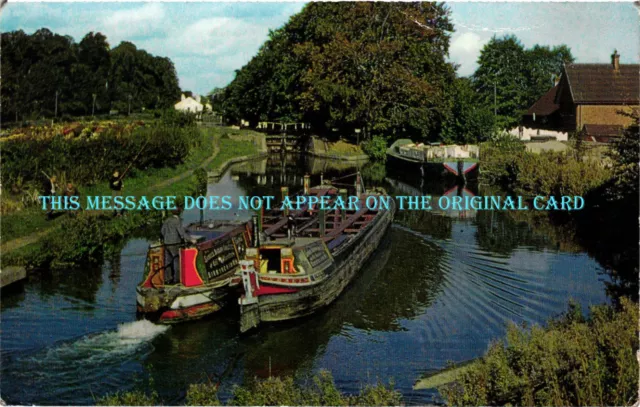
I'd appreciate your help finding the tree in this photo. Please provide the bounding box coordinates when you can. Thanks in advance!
[606,112,639,202]
[220,2,456,142]
[73,32,111,115]
[441,77,496,144]
[473,35,574,130]
[0,29,180,121]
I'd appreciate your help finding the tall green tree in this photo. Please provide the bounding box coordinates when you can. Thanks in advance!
[221,2,456,142]
[73,32,111,115]
[0,29,180,121]
[441,77,496,144]
[473,35,574,130]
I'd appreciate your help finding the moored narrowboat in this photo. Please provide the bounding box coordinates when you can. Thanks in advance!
[386,139,479,183]
[136,220,252,323]
[236,184,395,333]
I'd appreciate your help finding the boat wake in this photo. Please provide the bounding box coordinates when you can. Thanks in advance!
[1,320,169,404]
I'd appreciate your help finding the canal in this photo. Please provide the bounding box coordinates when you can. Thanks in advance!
[0,154,615,405]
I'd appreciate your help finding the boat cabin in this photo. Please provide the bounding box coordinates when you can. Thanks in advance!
[244,237,333,276]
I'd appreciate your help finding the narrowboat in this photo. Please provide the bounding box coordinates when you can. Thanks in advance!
[136,220,252,323]
[236,183,396,333]
[386,139,479,183]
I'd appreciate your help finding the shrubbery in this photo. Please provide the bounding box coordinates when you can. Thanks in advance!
[100,371,402,406]
[480,137,611,196]
[439,298,639,406]
[514,151,611,197]
[1,121,199,189]
[362,135,388,161]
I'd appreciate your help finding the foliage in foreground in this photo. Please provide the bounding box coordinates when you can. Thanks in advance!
[98,390,159,406]
[99,371,402,406]
[439,298,639,406]
[479,136,611,197]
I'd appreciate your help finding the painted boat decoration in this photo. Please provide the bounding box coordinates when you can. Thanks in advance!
[236,183,396,333]
[386,139,479,182]
[443,161,479,176]
[136,220,252,323]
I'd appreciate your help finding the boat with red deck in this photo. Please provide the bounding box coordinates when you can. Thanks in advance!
[136,219,252,323]
[236,178,395,333]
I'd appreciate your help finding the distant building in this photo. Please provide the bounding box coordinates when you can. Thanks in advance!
[524,50,639,143]
[174,94,212,114]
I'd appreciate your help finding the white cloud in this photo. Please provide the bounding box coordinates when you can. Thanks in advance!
[102,3,166,41]
[169,17,270,58]
[449,32,487,77]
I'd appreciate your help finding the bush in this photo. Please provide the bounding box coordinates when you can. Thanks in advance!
[186,382,221,406]
[97,390,158,406]
[230,371,401,406]
[104,371,402,406]
[161,108,197,128]
[480,137,611,197]
[1,122,198,188]
[479,136,525,188]
[514,152,611,197]
[362,135,388,161]
[439,298,639,406]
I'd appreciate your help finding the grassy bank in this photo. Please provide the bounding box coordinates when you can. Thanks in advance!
[1,127,213,242]
[98,371,402,406]
[206,135,259,172]
[438,298,638,406]
[1,126,264,269]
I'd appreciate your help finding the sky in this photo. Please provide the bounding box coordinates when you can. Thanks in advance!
[2,2,638,95]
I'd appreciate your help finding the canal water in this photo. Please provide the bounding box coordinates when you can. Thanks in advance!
[1,155,614,405]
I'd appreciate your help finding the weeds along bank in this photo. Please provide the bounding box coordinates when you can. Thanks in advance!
[2,168,205,270]
[96,300,638,406]
[99,371,403,406]
[479,137,612,197]
[1,123,263,269]
[438,298,638,406]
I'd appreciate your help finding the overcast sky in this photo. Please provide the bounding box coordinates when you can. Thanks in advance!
[2,2,638,95]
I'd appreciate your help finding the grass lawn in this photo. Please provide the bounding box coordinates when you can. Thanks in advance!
[206,137,258,171]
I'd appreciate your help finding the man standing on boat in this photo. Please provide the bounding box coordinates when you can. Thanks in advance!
[161,206,195,285]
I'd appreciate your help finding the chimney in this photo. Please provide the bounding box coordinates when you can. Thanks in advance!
[181,94,186,101]
[612,49,620,72]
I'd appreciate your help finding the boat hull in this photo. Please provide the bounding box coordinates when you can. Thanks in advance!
[239,201,395,332]
[136,282,229,324]
[386,153,478,184]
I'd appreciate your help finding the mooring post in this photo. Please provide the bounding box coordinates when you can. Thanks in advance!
[281,186,289,216]
[355,171,362,198]
[339,188,348,222]
[320,172,324,185]
[319,207,326,236]
[303,174,310,195]
[251,214,260,248]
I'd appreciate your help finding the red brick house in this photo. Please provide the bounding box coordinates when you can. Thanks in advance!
[524,50,639,142]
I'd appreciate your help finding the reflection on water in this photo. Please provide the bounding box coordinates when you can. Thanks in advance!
[0,155,622,405]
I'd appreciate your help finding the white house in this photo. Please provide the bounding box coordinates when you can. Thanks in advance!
[508,126,569,141]
[174,94,212,113]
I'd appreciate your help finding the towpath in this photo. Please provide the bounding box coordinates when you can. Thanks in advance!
[1,138,221,255]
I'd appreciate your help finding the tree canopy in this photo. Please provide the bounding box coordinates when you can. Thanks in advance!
[1,29,181,121]
[218,2,457,142]
[473,35,574,129]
